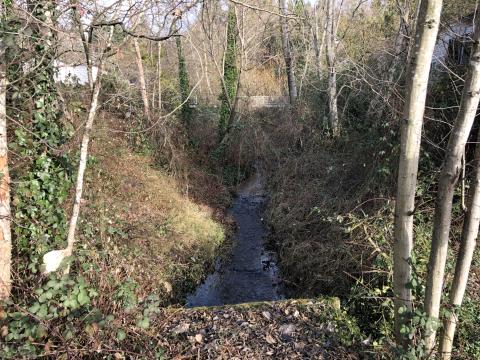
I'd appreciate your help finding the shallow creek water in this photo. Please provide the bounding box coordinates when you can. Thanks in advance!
[186,170,284,307]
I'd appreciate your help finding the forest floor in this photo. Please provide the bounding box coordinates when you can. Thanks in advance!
[149,298,363,359]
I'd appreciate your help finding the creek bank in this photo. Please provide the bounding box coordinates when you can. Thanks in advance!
[82,115,229,304]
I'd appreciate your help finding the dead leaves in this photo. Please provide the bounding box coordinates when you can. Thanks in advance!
[155,299,359,359]
[279,324,296,341]
[171,322,190,335]
[265,334,276,345]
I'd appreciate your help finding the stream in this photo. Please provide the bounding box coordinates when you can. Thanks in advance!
[186,169,284,307]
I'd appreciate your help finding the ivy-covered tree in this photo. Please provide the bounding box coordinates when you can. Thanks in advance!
[11,1,72,280]
[176,35,192,127]
[218,8,239,139]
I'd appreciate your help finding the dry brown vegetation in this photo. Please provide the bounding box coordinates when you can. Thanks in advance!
[230,110,389,297]
[80,113,230,305]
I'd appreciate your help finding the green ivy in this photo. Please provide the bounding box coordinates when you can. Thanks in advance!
[218,8,238,138]
[176,36,192,126]
[8,1,73,279]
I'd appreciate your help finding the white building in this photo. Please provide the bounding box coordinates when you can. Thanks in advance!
[54,61,98,85]
[432,16,474,68]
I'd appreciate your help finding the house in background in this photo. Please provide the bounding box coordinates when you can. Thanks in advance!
[433,15,474,69]
[54,60,98,85]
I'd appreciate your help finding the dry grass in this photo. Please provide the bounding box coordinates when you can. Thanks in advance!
[241,66,285,97]
[80,112,228,305]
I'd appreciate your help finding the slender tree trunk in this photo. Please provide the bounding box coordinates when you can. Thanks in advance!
[152,82,155,111]
[439,131,480,359]
[176,35,192,126]
[203,43,214,101]
[406,0,423,64]
[219,7,239,138]
[0,3,12,299]
[391,2,411,78]
[157,41,162,111]
[134,38,152,124]
[393,0,442,346]
[71,0,93,90]
[312,1,325,79]
[65,27,113,259]
[424,15,480,354]
[227,67,242,133]
[279,0,297,104]
[325,0,339,135]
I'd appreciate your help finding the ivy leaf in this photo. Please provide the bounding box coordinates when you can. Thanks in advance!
[117,329,126,341]
[28,302,40,314]
[63,297,78,309]
[37,304,48,319]
[136,317,150,329]
[77,289,90,306]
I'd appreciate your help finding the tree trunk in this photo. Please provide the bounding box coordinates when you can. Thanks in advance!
[393,0,442,346]
[157,41,162,112]
[65,27,113,260]
[134,38,152,124]
[391,1,412,76]
[312,1,325,80]
[325,0,339,135]
[176,34,192,126]
[407,0,423,65]
[71,0,93,90]
[0,3,12,299]
[203,43,214,101]
[226,67,242,135]
[279,0,297,104]
[439,131,480,359]
[424,14,480,354]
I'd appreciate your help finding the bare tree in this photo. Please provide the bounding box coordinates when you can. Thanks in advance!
[158,41,162,111]
[43,26,115,273]
[367,0,412,118]
[424,14,480,354]
[134,37,153,124]
[439,131,480,359]
[70,0,94,89]
[279,0,297,104]
[312,1,326,80]
[393,0,443,346]
[325,0,339,135]
[0,1,12,300]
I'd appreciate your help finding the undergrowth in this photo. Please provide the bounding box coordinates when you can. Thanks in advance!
[1,85,231,357]
[256,73,480,358]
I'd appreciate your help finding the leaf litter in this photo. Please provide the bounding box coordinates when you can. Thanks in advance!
[153,298,362,359]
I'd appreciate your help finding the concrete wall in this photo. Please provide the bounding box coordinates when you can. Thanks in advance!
[238,96,289,110]
[433,22,473,68]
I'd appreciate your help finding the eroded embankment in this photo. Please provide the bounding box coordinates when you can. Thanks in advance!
[82,113,231,304]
